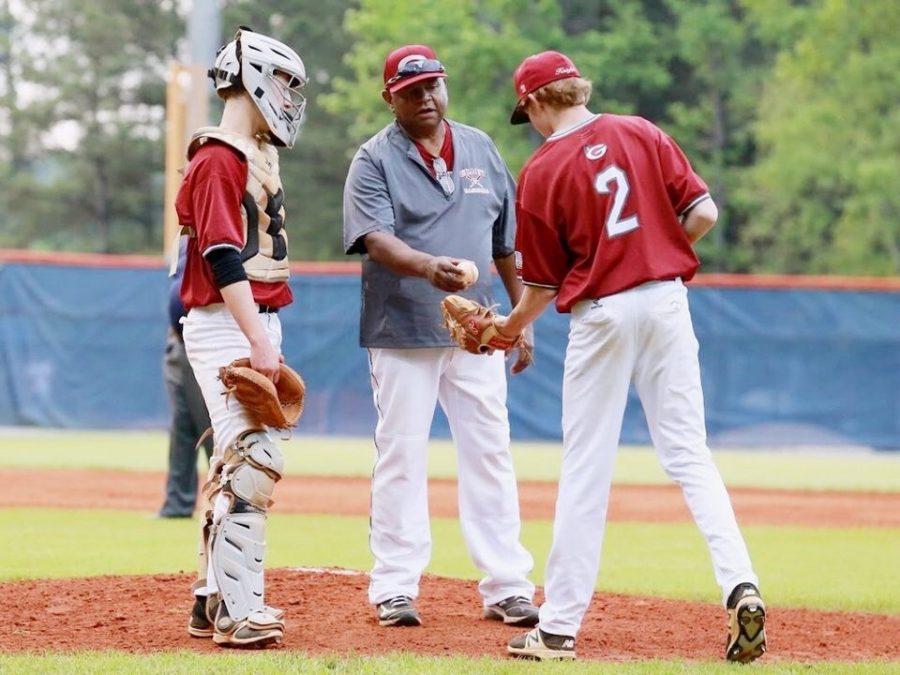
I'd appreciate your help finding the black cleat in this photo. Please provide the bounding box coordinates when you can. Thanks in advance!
[376,595,423,627]
[725,583,767,663]
[484,595,539,626]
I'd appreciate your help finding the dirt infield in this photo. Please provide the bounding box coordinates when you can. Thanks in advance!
[3,468,899,662]
[7,468,900,527]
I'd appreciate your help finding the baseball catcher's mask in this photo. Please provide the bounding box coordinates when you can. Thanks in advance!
[209,27,307,148]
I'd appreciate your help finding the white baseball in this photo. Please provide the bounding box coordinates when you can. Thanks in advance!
[458,260,479,285]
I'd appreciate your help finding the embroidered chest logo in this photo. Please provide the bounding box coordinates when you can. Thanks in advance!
[459,167,490,194]
[584,143,607,160]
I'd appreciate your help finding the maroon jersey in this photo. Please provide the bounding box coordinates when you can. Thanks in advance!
[177,142,292,310]
[515,114,709,312]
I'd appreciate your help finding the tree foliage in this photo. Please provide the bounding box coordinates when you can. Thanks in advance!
[323,0,671,174]
[0,0,896,274]
[220,0,357,260]
[659,0,769,271]
[740,0,900,273]
[0,0,179,253]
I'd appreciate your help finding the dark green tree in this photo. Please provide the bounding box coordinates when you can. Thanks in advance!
[323,0,670,176]
[741,0,900,274]
[660,0,770,272]
[0,0,180,253]
[220,0,358,260]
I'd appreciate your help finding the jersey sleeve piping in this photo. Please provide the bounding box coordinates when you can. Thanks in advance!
[202,242,242,257]
[679,192,711,218]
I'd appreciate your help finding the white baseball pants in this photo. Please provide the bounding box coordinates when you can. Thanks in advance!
[538,279,758,637]
[182,304,283,455]
[182,303,283,595]
[366,346,535,606]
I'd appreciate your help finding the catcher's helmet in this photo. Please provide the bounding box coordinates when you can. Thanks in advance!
[209,27,307,148]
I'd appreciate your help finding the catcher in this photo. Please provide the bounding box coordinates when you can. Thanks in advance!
[175,27,307,648]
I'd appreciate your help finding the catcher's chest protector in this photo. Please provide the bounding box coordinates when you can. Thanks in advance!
[188,127,290,283]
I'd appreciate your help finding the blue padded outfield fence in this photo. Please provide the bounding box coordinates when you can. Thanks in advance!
[1,251,898,450]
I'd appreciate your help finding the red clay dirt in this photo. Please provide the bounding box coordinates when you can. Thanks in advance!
[2,467,899,663]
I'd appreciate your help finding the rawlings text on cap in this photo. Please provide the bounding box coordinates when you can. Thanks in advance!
[510,50,581,124]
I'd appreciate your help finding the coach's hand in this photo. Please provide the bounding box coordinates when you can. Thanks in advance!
[426,256,469,293]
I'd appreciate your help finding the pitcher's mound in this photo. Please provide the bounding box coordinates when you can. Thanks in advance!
[2,568,898,662]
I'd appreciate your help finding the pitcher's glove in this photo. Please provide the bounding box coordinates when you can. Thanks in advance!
[219,357,306,429]
[441,295,522,354]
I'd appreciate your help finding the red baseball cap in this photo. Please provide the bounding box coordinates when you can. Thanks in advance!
[510,50,580,124]
[383,44,447,94]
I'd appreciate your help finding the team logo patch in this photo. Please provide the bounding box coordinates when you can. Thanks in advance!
[459,167,489,194]
[514,250,523,271]
[584,143,607,160]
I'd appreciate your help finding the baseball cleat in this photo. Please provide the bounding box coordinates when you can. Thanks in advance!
[187,593,219,638]
[508,627,576,660]
[484,595,540,626]
[376,595,422,627]
[725,583,767,663]
[211,603,285,648]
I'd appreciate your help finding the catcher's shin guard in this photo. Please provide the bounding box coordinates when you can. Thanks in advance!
[208,430,284,644]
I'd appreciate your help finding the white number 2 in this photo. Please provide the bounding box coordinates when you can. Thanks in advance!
[594,165,640,237]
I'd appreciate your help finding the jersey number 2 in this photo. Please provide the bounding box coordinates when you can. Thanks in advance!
[594,166,640,237]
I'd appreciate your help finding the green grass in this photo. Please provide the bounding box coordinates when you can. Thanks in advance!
[3,430,899,670]
[4,431,899,491]
[0,651,898,674]
[4,508,898,614]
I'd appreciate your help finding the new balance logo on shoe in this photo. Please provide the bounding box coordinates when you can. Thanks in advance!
[508,627,576,661]
[376,595,422,627]
[484,595,539,626]
[725,583,767,663]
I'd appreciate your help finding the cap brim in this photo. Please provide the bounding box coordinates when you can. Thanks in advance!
[387,72,446,94]
[510,103,529,125]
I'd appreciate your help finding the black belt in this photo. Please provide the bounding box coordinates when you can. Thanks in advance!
[258,305,280,314]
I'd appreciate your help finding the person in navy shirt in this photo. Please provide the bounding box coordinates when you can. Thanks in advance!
[158,237,213,519]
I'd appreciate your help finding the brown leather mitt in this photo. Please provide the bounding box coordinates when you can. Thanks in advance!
[440,295,522,354]
[218,358,305,429]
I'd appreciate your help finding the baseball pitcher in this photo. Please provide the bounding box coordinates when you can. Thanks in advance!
[498,51,766,663]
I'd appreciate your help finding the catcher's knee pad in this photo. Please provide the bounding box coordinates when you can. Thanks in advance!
[210,430,284,622]
[222,430,284,509]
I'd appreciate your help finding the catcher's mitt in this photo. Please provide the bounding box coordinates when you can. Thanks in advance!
[218,358,305,429]
[440,295,522,354]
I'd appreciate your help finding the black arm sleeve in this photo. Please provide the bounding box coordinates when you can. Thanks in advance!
[205,247,248,289]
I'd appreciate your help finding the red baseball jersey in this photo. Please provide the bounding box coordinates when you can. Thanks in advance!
[515,113,709,312]
[177,142,292,309]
